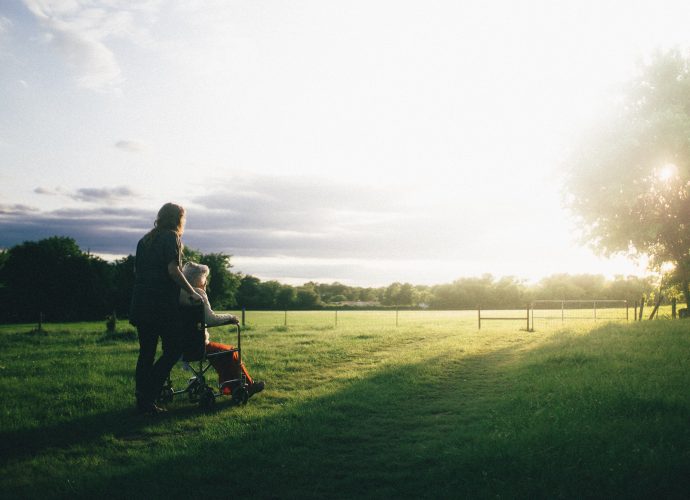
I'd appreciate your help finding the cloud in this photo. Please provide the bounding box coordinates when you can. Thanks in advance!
[0,204,149,254]
[2,175,547,284]
[0,15,11,54]
[71,186,137,203]
[34,184,138,203]
[115,140,145,152]
[0,203,39,215]
[20,1,155,89]
[50,24,121,89]
[0,15,11,35]
[0,185,641,286]
[34,186,57,195]
[8,175,479,261]
[182,175,504,262]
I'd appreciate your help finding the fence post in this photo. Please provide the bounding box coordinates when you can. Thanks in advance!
[626,300,629,322]
[107,309,117,334]
[530,303,533,331]
[241,307,245,327]
[526,305,530,331]
[638,297,645,321]
[478,306,481,330]
[395,307,399,327]
[284,310,287,326]
[648,294,662,320]
[672,298,677,319]
[634,301,638,321]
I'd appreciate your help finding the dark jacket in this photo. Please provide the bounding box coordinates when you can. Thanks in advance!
[129,229,182,326]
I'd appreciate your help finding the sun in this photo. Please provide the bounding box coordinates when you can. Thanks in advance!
[657,163,678,182]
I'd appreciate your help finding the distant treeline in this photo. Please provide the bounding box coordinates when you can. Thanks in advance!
[0,236,662,323]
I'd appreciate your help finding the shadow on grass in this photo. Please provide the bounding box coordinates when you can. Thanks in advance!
[6,322,690,498]
[0,396,233,467]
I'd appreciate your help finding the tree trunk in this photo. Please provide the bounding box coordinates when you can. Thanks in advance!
[674,257,690,308]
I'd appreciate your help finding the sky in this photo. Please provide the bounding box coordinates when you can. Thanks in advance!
[1,0,689,287]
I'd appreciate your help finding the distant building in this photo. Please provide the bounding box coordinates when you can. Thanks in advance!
[334,301,381,308]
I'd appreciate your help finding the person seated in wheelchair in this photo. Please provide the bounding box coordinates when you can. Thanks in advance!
[179,262,264,398]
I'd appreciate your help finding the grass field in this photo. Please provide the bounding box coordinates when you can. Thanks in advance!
[1,310,689,498]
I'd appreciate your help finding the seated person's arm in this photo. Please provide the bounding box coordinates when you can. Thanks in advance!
[183,287,238,326]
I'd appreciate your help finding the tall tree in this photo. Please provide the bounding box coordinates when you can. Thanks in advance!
[275,285,296,309]
[566,50,690,306]
[236,275,263,308]
[257,280,282,308]
[396,283,417,306]
[294,284,322,309]
[0,237,110,322]
[382,282,402,306]
[111,255,135,316]
[199,253,240,309]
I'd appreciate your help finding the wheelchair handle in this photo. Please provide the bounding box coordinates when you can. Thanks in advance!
[235,322,241,364]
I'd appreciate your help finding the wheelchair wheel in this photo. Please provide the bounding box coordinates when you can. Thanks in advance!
[188,377,203,401]
[199,388,216,410]
[232,385,249,406]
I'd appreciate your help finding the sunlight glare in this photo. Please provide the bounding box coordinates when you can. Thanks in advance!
[660,261,676,273]
[657,163,678,182]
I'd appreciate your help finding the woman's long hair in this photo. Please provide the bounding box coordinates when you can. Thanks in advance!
[142,202,186,245]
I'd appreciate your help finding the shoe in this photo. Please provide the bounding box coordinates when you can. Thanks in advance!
[136,401,167,415]
[248,381,265,398]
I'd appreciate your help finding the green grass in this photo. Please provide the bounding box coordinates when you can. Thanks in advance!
[1,311,689,498]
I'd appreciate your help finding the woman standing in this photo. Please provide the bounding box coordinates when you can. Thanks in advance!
[129,203,202,415]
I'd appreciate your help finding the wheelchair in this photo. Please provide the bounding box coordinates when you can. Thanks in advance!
[158,304,249,410]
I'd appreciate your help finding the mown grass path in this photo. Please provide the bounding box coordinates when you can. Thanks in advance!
[1,313,689,498]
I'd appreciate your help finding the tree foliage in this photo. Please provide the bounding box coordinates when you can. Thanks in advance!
[0,237,111,322]
[199,253,239,309]
[0,238,241,323]
[430,275,524,309]
[0,237,661,323]
[182,248,239,309]
[294,285,322,309]
[566,50,690,304]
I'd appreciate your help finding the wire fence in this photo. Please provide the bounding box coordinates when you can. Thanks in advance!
[531,300,629,328]
[229,309,481,329]
[225,302,680,331]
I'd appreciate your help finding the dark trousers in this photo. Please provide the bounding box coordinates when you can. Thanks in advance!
[135,319,183,404]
